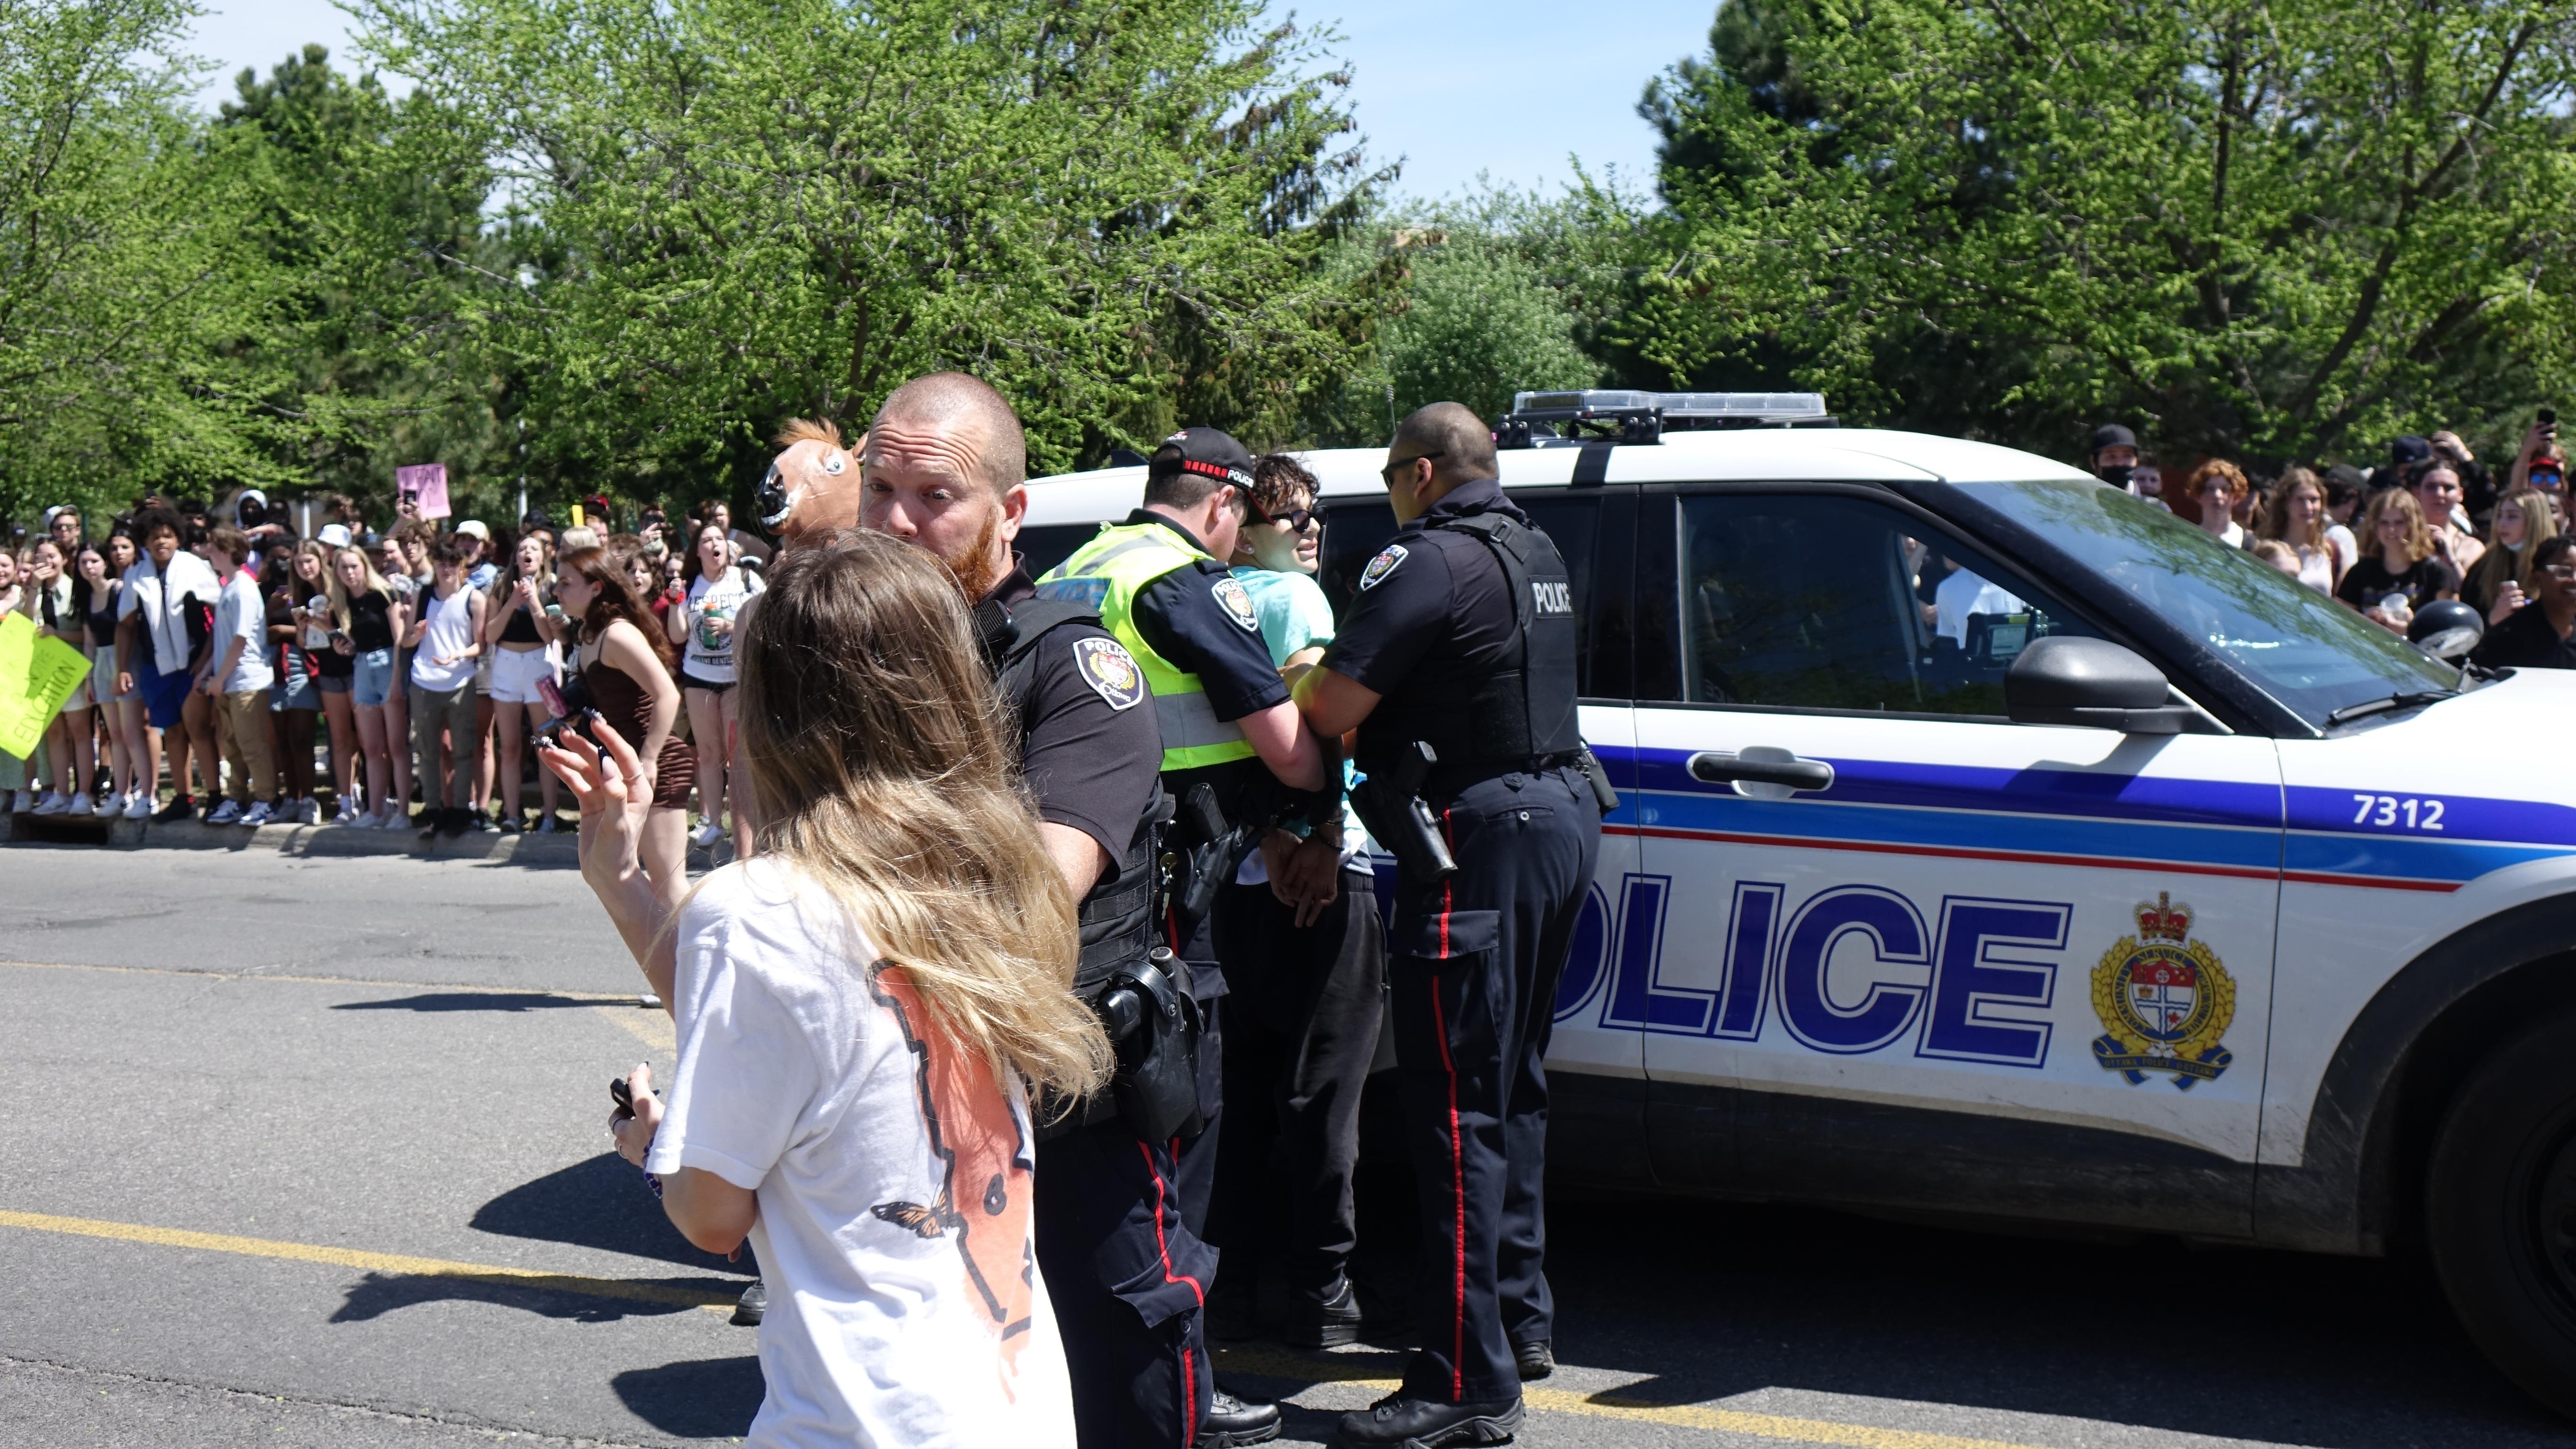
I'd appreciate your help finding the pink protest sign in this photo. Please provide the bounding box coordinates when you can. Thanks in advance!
[397,463,451,520]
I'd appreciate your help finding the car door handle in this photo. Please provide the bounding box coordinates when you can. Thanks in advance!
[1688,749,1835,793]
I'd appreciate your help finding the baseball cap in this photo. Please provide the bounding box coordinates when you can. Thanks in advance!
[1148,428,1257,493]
[2088,423,2137,454]
[317,523,353,548]
[2391,435,2433,468]
[454,519,490,542]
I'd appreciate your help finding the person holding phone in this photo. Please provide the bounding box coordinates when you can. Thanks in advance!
[484,532,565,833]
[329,546,414,827]
[553,546,692,899]
[2337,487,2460,634]
[550,531,1096,1447]
[668,522,761,854]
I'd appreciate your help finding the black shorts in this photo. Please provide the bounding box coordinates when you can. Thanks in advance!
[677,671,733,696]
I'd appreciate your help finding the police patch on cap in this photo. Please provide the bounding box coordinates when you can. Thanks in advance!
[1072,636,1145,711]
[1212,576,1260,633]
[1358,544,1408,591]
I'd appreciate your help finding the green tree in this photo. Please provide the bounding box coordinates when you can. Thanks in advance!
[0,0,302,523]
[1636,0,2576,466]
[353,0,1382,495]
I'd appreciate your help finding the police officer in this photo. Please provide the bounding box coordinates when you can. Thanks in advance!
[1294,402,1604,1448]
[861,378,1290,1448]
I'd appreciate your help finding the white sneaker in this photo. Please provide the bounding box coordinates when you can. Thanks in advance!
[297,797,320,825]
[122,792,153,821]
[10,789,32,813]
[689,819,724,848]
[68,793,95,817]
[31,791,71,815]
[239,800,275,827]
[206,799,243,825]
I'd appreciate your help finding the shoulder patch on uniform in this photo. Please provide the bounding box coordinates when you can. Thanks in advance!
[1358,544,1409,591]
[1212,576,1261,632]
[1071,636,1146,711]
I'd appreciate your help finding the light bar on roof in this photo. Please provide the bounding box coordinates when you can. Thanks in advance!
[1509,389,1829,423]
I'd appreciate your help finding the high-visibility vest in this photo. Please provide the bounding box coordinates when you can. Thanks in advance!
[1036,522,1258,773]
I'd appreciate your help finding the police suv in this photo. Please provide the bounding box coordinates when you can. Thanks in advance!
[1020,391,2576,1416]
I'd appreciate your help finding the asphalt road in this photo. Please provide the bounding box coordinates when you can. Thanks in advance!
[2,842,2569,1448]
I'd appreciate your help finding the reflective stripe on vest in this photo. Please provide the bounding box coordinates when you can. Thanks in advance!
[1035,522,1257,772]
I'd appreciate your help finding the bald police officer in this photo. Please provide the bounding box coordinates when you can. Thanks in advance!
[1295,403,1604,1448]
[862,381,1287,1447]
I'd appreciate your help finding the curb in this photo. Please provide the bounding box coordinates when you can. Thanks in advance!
[1,809,585,864]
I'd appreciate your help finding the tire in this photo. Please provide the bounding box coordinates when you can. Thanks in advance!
[2427,1008,2576,1419]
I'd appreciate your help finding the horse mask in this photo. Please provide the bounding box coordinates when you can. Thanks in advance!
[756,423,863,543]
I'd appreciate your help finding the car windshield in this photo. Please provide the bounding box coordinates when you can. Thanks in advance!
[1955,478,2460,727]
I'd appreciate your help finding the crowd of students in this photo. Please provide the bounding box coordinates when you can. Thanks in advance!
[2091,418,2576,667]
[0,493,773,842]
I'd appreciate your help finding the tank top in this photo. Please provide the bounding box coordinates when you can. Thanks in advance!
[82,579,119,647]
[582,635,694,808]
[410,585,478,691]
[681,569,761,683]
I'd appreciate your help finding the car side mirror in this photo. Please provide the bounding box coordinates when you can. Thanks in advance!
[2006,637,2199,734]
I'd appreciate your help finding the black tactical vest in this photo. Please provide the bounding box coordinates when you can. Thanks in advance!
[985,596,1164,993]
[1358,508,1582,786]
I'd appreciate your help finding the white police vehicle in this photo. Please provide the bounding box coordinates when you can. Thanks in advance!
[1021,391,2576,1416]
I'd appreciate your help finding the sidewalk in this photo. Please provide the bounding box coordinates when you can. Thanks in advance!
[0,806,585,864]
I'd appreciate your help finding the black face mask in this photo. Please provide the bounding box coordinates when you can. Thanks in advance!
[2097,463,2134,489]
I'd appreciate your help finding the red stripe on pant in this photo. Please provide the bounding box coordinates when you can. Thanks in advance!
[1138,1140,1205,1443]
[1429,983,1466,1402]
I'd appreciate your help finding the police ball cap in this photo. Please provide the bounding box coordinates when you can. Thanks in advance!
[1149,428,1258,492]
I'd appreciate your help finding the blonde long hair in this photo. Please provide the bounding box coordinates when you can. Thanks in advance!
[2360,488,2435,566]
[2466,486,2561,608]
[326,546,393,633]
[734,529,1108,1102]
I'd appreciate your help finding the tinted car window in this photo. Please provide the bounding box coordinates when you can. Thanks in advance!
[1675,492,2095,715]
[1016,522,1101,581]
[1954,479,2459,726]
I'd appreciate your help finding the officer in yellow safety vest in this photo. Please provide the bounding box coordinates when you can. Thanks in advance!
[1036,427,1341,1399]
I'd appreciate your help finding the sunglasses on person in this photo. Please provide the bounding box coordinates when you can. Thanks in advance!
[1237,487,1323,534]
[1380,451,1444,484]
[2545,564,2576,579]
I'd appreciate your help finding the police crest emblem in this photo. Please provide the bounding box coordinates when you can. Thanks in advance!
[1212,576,1260,633]
[1072,637,1146,711]
[1358,544,1408,591]
[2090,892,2235,1090]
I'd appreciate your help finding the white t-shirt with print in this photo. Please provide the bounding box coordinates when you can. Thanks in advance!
[681,569,764,684]
[646,859,1075,1449]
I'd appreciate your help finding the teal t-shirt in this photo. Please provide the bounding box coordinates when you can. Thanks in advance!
[1227,566,1335,667]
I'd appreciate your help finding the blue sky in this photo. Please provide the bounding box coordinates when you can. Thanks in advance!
[182,0,1717,201]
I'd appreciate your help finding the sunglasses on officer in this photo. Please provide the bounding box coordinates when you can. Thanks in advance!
[1380,450,1444,485]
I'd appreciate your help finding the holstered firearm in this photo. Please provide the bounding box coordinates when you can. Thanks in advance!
[1576,744,1621,815]
[1168,781,1256,940]
[1348,741,1459,881]
[1097,948,1204,1140]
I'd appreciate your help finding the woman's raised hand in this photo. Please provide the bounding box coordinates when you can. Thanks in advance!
[539,722,649,895]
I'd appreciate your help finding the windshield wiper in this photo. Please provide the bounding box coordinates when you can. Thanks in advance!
[2325,689,2457,728]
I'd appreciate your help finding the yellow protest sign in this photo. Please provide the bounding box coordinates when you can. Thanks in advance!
[0,612,91,757]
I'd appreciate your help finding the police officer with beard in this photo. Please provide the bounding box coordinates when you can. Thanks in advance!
[859,376,1290,1448]
[1294,403,1604,1449]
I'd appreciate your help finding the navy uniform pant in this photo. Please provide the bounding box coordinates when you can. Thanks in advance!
[1385,765,1600,1405]
[1033,987,1226,1447]
[1206,867,1387,1299]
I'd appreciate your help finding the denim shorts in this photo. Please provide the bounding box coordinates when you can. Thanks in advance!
[351,647,398,707]
[272,663,319,712]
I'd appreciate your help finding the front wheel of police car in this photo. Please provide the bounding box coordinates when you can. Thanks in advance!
[2427,1008,2576,1418]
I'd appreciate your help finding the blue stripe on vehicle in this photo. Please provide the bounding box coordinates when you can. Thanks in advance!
[1596,744,2576,887]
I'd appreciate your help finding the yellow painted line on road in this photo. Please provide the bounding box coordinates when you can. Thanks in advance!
[0,958,641,1000]
[597,1002,677,1054]
[0,1209,734,1316]
[1216,1347,2053,1449]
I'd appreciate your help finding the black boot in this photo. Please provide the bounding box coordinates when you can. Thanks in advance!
[1513,1339,1553,1381]
[732,1278,766,1326]
[1284,1274,1365,1349]
[1332,1392,1522,1448]
[1195,1388,1282,1447]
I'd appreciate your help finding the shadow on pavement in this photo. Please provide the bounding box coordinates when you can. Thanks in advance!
[611,1355,764,1438]
[331,992,606,1013]
[1511,1195,2563,1448]
[473,1152,756,1275]
[328,1269,738,1325]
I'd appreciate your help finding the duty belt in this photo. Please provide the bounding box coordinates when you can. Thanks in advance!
[1423,750,1583,801]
